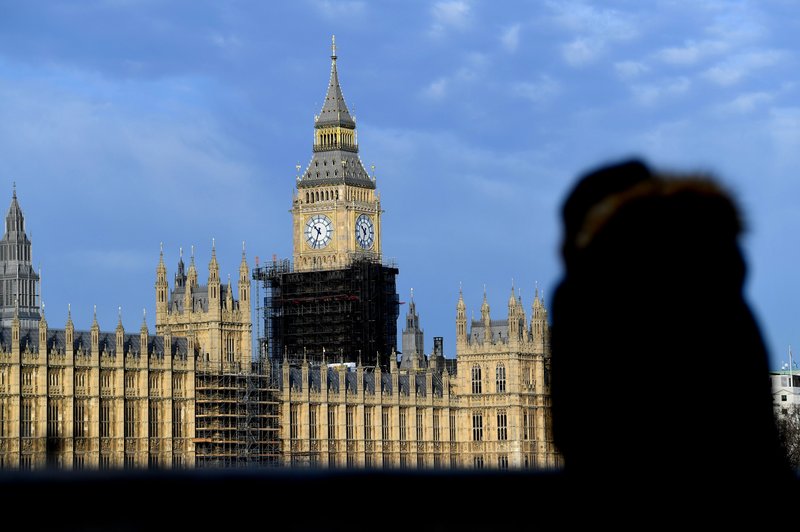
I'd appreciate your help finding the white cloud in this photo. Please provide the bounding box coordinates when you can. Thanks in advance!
[631,77,691,106]
[715,91,774,114]
[512,75,560,105]
[768,107,800,160]
[704,50,785,86]
[549,2,639,66]
[420,52,487,100]
[501,24,521,52]
[550,1,637,38]
[430,1,471,36]
[657,39,728,65]
[614,61,649,80]
[562,38,597,66]
[422,78,448,100]
[706,6,765,45]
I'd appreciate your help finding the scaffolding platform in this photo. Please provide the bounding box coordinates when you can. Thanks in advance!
[253,257,399,369]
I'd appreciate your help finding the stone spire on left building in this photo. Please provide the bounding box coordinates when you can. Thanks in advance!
[0,185,40,328]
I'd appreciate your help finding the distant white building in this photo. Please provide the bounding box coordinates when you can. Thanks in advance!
[771,370,800,412]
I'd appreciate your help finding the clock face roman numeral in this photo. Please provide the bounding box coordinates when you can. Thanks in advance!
[305,214,333,249]
[355,214,374,250]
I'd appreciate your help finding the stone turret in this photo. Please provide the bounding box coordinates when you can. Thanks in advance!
[456,286,467,346]
[155,243,253,371]
[400,288,425,370]
[0,187,40,329]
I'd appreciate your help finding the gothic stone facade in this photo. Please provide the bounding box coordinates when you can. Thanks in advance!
[0,310,196,469]
[276,287,560,470]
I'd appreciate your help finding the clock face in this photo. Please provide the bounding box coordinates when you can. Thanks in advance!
[355,214,375,249]
[305,214,333,249]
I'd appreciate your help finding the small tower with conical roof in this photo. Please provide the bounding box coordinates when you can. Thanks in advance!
[400,288,426,370]
[456,285,467,346]
[208,239,221,320]
[481,288,491,343]
[508,282,520,342]
[0,186,40,329]
[155,243,168,323]
[531,286,548,351]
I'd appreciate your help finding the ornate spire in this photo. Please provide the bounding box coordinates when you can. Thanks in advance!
[481,286,490,315]
[240,241,249,272]
[208,238,219,281]
[317,34,354,128]
[299,36,373,189]
[5,185,24,236]
[157,242,167,277]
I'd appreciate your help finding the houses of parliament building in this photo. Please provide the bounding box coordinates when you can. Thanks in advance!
[0,38,560,472]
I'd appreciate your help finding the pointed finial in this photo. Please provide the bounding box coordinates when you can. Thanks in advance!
[410,287,414,302]
[331,34,337,60]
[191,245,195,262]
[228,273,232,286]
[93,304,97,321]
[179,246,183,259]
[143,307,147,322]
[242,240,246,257]
[535,280,539,299]
[118,305,122,322]
[212,237,215,252]
[160,241,163,254]
[68,302,71,316]
[12,181,16,199]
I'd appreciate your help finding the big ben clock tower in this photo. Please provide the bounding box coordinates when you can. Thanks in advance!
[292,35,382,271]
[256,36,399,369]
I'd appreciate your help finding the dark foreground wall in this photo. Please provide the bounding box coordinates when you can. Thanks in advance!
[1,468,797,530]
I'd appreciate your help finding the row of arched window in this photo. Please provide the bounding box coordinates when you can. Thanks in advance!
[317,130,354,148]
[304,188,371,204]
[470,409,508,442]
[471,363,506,394]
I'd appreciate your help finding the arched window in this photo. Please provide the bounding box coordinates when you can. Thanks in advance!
[471,365,482,394]
[472,411,483,441]
[497,409,508,440]
[496,364,506,393]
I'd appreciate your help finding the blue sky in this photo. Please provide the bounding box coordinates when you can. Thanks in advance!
[0,1,798,369]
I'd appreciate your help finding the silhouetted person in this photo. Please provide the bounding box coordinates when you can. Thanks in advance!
[550,159,794,517]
